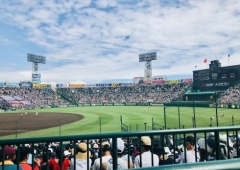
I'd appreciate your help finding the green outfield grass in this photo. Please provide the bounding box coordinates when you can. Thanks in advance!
[1,106,239,139]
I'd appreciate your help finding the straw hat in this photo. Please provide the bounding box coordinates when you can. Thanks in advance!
[76,143,91,160]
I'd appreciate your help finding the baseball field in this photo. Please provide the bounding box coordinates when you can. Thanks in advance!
[0,106,239,139]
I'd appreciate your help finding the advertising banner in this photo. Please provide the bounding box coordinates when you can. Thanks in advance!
[102,100,108,103]
[62,84,69,87]
[152,75,166,83]
[133,77,144,84]
[111,83,119,87]
[32,77,41,81]
[19,83,32,87]
[32,74,41,78]
[165,80,179,84]
[87,84,95,87]
[119,83,133,86]
[96,84,109,87]
[69,84,86,87]
[0,82,5,86]
[56,84,63,88]
[184,78,193,82]
[7,83,19,87]
[144,61,152,83]
[40,84,51,88]
[33,84,40,88]
[32,80,41,84]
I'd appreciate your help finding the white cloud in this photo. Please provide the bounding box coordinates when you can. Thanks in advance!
[0,0,240,83]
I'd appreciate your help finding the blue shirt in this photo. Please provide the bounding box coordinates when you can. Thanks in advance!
[0,164,23,170]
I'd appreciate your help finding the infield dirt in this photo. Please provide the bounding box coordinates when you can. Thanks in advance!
[0,112,84,137]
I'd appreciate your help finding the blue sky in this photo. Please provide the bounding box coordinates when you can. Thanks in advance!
[0,0,240,84]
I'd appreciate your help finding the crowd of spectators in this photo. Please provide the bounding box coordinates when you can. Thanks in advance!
[218,84,240,104]
[59,82,192,103]
[0,82,192,110]
[0,133,237,169]
[0,87,69,110]
[3,80,240,109]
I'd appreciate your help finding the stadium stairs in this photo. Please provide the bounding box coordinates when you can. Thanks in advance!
[56,88,79,105]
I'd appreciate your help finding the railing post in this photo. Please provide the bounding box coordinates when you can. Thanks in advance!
[112,137,118,170]
[144,123,147,131]
[215,131,221,160]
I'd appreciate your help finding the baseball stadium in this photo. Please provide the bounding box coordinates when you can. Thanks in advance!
[1,55,240,169]
[2,0,240,168]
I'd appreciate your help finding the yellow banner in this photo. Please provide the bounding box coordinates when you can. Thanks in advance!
[165,80,179,84]
[69,84,85,87]
[111,83,119,87]
[33,84,40,87]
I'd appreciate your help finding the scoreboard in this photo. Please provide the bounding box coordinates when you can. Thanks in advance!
[193,60,240,91]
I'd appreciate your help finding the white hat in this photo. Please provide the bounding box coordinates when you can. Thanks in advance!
[117,138,125,153]
[109,138,125,153]
[197,138,213,153]
[64,150,71,156]
[197,133,233,155]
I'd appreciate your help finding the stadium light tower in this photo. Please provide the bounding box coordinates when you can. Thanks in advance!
[27,54,46,85]
[139,52,157,83]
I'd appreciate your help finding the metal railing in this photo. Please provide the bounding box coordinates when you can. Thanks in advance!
[0,126,240,169]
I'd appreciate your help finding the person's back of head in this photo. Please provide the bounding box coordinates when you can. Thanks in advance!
[141,136,152,152]
[101,142,111,153]
[18,146,30,163]
[1,146,16,162]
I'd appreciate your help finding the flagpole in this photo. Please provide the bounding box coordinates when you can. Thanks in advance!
[228,54,230,66]
[214,49,217,60]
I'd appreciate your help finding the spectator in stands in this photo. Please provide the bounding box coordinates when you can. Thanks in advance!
[121,144,134,168]
[197,133,233,161]
[102,138,133,169]
[0,146,23,170]
[70,142,91,170]
[176,136,199,163]
[91,143,99,167]
[62,150,71,170]
[134,136,159,168]
[18,146,40,170]
[49,148,61,170]
[155,146,174,165]
[93,141,112,170]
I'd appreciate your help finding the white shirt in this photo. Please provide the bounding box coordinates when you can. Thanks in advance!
[106,158,127,170]
[70,158,92,170]
[93,155,112,170]
[176,150,199,163]
[134,151,159,168]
